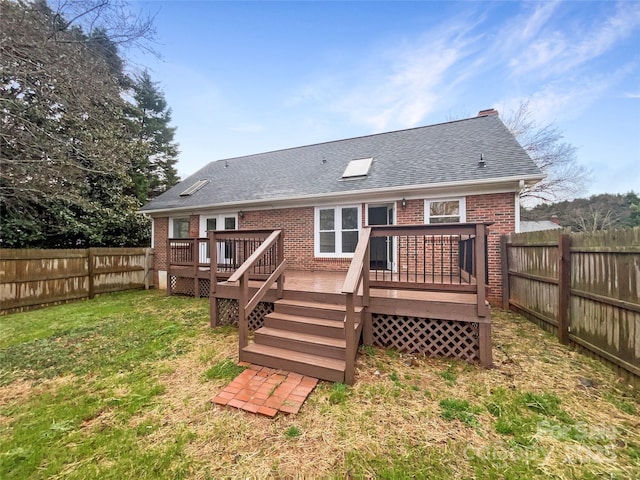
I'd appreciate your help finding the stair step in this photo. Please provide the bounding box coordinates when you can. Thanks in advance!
[265,312,345,338]
[255,327,346,360]
[275,298,362,321]
[242,344,345,383]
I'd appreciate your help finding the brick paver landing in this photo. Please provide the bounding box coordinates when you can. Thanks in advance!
[212,363,319,417]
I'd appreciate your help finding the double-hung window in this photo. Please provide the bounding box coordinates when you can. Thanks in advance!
[425,198,466,224]
[315,206,360,257]
[171,217,190,238]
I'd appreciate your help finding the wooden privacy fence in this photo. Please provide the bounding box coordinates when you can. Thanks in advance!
[502,228,639,381]
[0,248,154,314]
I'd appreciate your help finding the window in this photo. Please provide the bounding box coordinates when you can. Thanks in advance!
[315,206,361,257]
[171,217,190,238]
[425,198,466,224]
[342,158,373,179]
[179,179,209,196]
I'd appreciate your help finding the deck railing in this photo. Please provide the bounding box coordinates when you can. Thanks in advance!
[341,227,372,385]
[345,223,490,317]
[224,230,286,359]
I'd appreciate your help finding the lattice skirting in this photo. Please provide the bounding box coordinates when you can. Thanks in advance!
[216,298,273,331]
[169,275,211,298]
[372,314,480,362]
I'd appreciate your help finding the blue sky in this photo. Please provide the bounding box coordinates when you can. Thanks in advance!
[131,1,640,199]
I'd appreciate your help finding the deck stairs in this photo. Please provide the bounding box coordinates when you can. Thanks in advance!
[241,292,363,383]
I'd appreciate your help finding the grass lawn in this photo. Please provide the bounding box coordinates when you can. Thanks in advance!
[1,290,638,479]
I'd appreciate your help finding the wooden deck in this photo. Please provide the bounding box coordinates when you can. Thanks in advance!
[167,224,493,384]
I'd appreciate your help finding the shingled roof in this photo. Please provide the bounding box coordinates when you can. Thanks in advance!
[140,112,543,213]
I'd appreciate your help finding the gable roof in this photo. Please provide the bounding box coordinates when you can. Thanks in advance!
[140,113,543,214]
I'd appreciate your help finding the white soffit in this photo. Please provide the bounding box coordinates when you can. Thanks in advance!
[342,157,373,179]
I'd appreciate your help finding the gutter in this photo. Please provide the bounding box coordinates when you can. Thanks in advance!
[138,173,544,216]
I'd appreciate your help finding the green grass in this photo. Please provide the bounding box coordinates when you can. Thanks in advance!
[0,291,208,480]
[1,297,639,479]
[284,425,301,438]
[203,358,247,381]
[439,398,482,427]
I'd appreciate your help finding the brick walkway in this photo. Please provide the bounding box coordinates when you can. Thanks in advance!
[212,363,319,417]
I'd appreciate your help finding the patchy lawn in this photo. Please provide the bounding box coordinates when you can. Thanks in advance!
[1,290,638,479]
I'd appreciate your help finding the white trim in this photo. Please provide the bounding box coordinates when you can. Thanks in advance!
[515,193,521,233]
[169,216,190,238]
[151,218,155,248]
[199,213,238,237]
[314,205,362,258]
[424,197,466,224]
[139,174,544,215]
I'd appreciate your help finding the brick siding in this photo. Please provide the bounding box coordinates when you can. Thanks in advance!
[153,192,515,304]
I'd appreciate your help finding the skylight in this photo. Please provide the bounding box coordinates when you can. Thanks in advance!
[179,180,209,196]
[342,157,373,179]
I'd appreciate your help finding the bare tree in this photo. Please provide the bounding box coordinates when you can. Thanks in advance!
[505,101,591,204]
[574,206,616,232]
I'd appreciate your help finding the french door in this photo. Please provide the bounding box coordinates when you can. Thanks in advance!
[367,204,395,271]
[200,215,237,265]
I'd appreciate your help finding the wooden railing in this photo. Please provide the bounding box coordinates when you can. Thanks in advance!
[225,230,286,359]
[167,230,280,297]
[367,223,490,316]
[341,227,371,385]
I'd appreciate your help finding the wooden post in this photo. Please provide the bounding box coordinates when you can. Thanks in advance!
[144,248,150,290]
[193,239,199,298]
[362,240,372,346]
[166,237,172,296]
[344,293,356,385]
[87,248,95,299]
[276,231,284,299]
[475,224,488,317]
[238,274,249,360]
[500,235,510,310]
[557,233,571,344]
[209,231,218,328]
[478,322,493,367]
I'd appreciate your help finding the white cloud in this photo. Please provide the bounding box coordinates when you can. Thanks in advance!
[509,2,640,79]
[288,14,486,132]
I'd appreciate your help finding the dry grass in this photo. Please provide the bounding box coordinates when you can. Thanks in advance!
[1,292,638,479]
[135,309,639,478]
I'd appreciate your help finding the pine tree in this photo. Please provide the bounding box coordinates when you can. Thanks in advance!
[132,71,180,200]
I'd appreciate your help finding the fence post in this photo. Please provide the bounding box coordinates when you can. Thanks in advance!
[87,248,95,299]
[501,235,510,310]
[557,233,571,344]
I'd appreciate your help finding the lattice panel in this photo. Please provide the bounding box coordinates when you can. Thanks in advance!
[215,298,272,331]
[198,279,211,298]
[169,275,196,296]
[372,314,479,361]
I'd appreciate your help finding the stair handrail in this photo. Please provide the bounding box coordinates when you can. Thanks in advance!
[341,227,371,385]
[227,230,286,358]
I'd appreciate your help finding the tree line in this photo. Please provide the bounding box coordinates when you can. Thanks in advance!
[522,192,640,232]
[1,0,179,248]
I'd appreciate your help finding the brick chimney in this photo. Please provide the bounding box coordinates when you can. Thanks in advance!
[478,108,499,117]
[551,215,559,225]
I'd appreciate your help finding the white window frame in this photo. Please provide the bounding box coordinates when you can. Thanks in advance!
[424,197,466,224]
[314,205,361,258]
[170,217,191,238]
[199,213,238,237]
[199,213,238,264]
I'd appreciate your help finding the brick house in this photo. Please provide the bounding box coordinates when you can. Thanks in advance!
[139,109,542,383]
[141,109,542,305]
